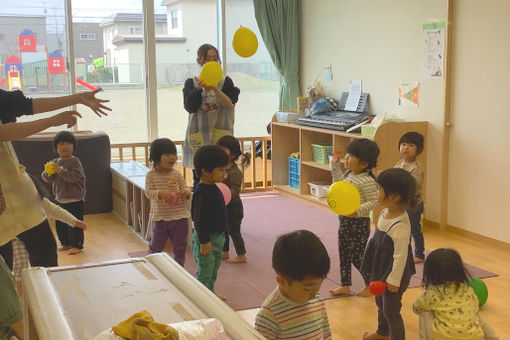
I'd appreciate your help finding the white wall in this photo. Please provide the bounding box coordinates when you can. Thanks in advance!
[301,0,447,223]
[447,1,510,243]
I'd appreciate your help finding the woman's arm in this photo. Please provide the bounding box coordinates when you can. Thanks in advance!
[220,76,240,105]
[0,111,81,142]
[32,89,111,117]
[183,78,203,114]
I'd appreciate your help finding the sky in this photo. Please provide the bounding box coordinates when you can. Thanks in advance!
[0,0,167,32]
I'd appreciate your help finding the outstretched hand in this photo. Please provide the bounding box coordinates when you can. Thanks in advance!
[52,111,82,128]
[79,89,111,117]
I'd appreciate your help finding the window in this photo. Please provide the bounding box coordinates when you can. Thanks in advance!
[129,26,142,35]
[170,10,178,29]
[52,59,61,67]
[225,0,279,138]
[1,0,71,130]
[80,33,96,40]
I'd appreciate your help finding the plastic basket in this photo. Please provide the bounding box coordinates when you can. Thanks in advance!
[361,125,376,137]
[311,144,333,165]
[308,182,330,198]
[288,157,300,188]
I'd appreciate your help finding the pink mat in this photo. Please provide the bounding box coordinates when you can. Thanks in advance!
[128,192,497,310]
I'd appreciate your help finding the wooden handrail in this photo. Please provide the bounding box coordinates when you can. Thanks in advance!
[110,136,272,192]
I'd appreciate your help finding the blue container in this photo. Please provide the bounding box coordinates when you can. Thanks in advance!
[288,157,300,188]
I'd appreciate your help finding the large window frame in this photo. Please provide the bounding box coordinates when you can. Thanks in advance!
[63,0,250,141]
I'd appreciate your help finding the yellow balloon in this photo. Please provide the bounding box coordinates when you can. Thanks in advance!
[232,26,258,58]
[45,162,57,176]
[199,62,223,87]
[326,181,361,216]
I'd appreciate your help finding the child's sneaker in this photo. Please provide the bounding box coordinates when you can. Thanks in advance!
[58,245,71,251]
[68,248,82,255]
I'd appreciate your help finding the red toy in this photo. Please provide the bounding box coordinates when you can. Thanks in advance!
[369,281,387,296]
[165,192,178,206]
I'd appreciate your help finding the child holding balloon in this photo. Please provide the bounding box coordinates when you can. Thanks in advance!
[145,138,191,266]
[360,168,417,340]
[216,135,250,263]
[329,138,380,297]
[182,43,241,192]
[413,248,499,340]
[191,145,229,299]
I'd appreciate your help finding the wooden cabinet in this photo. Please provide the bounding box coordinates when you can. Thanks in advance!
[271,121,428,216]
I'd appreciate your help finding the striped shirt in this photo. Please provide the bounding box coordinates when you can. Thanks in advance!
[330,161,378,217]
[255,287,331,340]
[395,159,424,203]
[145,168,191,222]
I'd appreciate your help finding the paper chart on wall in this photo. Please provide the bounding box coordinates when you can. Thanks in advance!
[399,81,419,107]
[421,22,445,80]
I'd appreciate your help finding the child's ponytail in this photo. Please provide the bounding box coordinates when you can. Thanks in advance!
[239,152,251,168]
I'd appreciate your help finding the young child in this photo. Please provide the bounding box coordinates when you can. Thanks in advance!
[255,230,331,340]
[182,43,240,191]
[12,174,87,298]
[42,131,86,255]
[0,257,23,340]
[145,138,191,266]
[413,248,499,340]
[329,138,380,297]
[395,132,426,263]
[216,135,250,264]
[360,168,417,340]
[191,145,229,298]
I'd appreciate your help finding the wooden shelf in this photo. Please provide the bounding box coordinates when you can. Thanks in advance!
[301,160,330,171]
[272,120,428,222]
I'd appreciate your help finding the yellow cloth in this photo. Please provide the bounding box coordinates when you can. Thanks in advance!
[112,310,179,340]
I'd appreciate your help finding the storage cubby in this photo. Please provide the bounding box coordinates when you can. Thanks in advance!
[272,121,428,220]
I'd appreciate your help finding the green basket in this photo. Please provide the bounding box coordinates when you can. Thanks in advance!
[311,144,333,165]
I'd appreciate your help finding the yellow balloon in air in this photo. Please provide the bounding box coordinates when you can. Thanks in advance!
[232,26,258,58]
[326,181,361,216]
[199,62,223,87]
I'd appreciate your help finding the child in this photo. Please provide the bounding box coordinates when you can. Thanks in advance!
[191,145,229,298]
[395,132,425,263]
[42,131,86,255]
[0,257,23,340]
[329,138,380,297]
[182,43,240,191]
[145,138,191,266]
[216,135,250,263]
[413,248,499,340]
[360,168,417,340]
[0,88,108,270]
[12,174,87,298]
[255,230,331,340]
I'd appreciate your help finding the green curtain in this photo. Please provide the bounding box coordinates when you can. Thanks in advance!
[254,0,301,111]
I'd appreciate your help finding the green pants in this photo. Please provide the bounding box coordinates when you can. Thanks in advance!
[191,230,225,293]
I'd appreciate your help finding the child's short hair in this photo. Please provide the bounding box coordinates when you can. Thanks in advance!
[193,145,228,177]
[216,135,251,168]
[376,168,417,209]
[53,131,76,151]
[399,132,424,154]
[347,138,380,170]
[149,138,177,167]
[422,248,470,289]
[272,230,330,281]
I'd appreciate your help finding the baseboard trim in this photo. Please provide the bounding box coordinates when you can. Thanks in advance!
[423,218,510,249]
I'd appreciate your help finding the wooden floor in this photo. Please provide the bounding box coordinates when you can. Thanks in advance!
[57,212,509,340]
